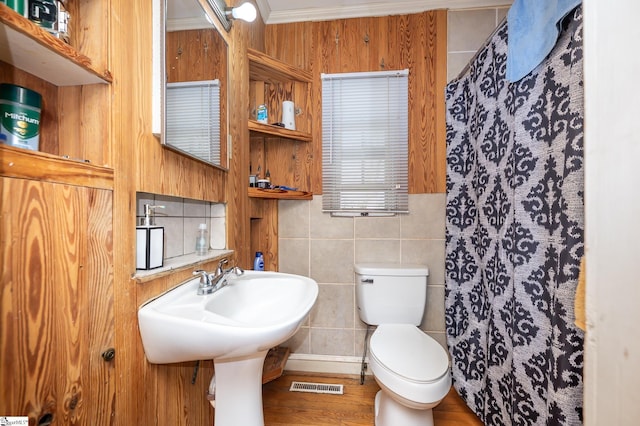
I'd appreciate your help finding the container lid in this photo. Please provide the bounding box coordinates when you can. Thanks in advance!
[0,83,42,108]
[354,263,429,277]
[199,223,207,230]
[370,324,449,383]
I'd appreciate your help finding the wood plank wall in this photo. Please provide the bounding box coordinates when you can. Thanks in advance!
[114,5,268,425]
[0,178,114,423]
[264,11,448,194]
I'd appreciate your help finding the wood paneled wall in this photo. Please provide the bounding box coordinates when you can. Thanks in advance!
[264,11,448,194]
[113,4,267,426]
[0,178,114,423]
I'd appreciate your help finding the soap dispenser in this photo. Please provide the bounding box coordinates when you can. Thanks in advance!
[136,204,165,270]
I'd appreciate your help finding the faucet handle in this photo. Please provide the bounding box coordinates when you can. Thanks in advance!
[193,269,211,286]
[216,258,229,275]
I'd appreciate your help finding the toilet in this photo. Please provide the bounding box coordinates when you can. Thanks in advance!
[355,263,451,426]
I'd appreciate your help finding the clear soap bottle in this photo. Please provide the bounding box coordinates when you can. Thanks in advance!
[195,223,208,256]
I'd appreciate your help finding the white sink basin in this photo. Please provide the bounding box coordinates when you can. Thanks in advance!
[138,270,318,364]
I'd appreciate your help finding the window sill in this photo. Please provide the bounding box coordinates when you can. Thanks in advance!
[133,249,234,284]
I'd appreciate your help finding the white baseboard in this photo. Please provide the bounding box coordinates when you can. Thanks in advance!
[284,353,371,376]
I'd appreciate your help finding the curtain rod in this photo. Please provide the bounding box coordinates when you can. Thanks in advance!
[453,16,507,82]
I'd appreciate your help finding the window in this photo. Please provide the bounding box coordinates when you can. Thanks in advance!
[321,70,409,216]
[165,79,220,165]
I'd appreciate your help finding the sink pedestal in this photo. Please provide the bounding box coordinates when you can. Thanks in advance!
[212,349,269,426]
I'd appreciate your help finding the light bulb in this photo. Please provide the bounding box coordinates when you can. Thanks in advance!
[231,2,256,23]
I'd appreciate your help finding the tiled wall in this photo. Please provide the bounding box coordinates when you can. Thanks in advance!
[278,194,447,357]
[447,7,510,82]
[136,193,226,259]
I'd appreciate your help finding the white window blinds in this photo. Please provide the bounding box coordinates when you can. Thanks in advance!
[166,79,221,165]
[321,70,409,216]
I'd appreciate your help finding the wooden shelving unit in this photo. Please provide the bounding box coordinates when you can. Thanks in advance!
[0,3,113,180]
[0,3,112,86]
[247,48,313,270]
[247,47,312,145]
[247,48,313,200]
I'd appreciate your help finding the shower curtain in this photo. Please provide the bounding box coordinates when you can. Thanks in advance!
[444,6,584,425]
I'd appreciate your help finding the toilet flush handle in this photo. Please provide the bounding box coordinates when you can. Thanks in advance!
[360,277,374,284]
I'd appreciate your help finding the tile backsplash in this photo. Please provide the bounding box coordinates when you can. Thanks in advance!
[136,193,226,259]
[278,194,447,358]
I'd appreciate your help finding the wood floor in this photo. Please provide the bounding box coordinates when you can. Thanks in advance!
[262,372,483,426]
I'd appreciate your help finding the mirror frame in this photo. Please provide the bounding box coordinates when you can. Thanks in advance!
[158,0,231,171]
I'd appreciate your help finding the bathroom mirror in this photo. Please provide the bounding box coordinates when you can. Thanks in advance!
[162,0,229,169]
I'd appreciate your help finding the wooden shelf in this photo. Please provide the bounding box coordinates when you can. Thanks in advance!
[248,187,312,200]
[248,120,312,142]
[0,145,114,190]
[248,48,312,84]
[0,3,112,86]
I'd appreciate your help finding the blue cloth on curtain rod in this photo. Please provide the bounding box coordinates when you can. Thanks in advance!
[445,5,584,425]
[507,0,582,82]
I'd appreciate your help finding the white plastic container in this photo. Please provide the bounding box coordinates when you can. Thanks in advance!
[253,251,264,270]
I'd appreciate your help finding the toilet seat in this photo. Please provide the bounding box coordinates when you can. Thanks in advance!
[369,324,451,405]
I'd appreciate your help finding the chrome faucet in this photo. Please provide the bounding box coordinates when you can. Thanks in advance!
[194,259,244,296]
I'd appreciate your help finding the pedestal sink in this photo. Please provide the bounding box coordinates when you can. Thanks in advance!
[138,270,318,426]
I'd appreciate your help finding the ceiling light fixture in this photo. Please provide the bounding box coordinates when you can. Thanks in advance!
[206,0,257,32]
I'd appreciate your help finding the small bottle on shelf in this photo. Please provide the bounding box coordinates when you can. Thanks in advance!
[195,223,208,256]
[254,251,264,271]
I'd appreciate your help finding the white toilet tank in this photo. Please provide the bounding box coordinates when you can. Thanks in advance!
[355,263,429,326]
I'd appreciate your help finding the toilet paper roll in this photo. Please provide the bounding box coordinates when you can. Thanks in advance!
[282,101,295,130]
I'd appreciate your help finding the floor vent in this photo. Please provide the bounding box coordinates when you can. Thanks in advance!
[289,381,344,395]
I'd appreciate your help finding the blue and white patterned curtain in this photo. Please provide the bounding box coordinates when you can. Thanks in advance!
[444,7,584,425]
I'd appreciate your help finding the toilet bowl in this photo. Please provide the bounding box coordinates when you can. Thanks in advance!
[368,324,451,426]
[354,263,451,426]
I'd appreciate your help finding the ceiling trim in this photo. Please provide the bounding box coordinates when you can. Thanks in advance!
[255,0,271,24]
[167,17,211,31]
[257,0,512,25]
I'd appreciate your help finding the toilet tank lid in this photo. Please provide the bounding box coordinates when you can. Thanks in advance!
[354,263,429,277]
